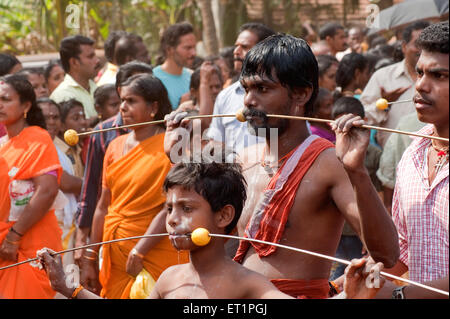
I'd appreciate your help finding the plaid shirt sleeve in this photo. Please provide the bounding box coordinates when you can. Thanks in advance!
[392,176,409,267]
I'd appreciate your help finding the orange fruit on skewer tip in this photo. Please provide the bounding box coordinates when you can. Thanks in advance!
[235,108,247,122]
[376,98,389,110]
[64,129,79,146]
[191,228,211,246]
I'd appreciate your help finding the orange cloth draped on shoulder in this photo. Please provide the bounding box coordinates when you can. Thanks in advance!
[270,278,331,299]
[0,126,62,299]
[234,136,334,263]
[99,133,188,299]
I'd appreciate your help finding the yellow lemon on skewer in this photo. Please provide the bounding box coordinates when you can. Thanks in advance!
[376,98,389,110]
[235,108,246,122]
[64,129,79,146]
[191,228,211,246]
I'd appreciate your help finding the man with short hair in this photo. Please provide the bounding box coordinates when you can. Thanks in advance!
[97,32,152,87]
[96,31,127,87]
[319,22,347,57]
[334,21,449,299]
[205,23,275,153]
[165,34,399,299]
[50,35,100,123]
[360,20,430,147]
[153,22,196,109]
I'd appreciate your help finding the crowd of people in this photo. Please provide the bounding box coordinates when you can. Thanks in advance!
[0,18,448,300]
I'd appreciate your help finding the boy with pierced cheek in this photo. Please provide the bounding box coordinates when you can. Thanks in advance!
[37,161,383,299]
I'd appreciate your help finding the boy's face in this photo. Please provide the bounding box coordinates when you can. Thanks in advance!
[165,185,216,251]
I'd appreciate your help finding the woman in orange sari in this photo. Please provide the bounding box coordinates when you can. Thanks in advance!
[80,74,188,299]
[0,74,62,298]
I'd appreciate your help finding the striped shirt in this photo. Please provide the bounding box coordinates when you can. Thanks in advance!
[392,124,449,283]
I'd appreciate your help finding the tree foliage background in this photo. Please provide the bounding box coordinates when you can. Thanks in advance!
[0,0,379,59]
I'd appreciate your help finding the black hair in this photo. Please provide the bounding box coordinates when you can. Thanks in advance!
[94,84,118,108]
[59,98,84,123]
[0,74,46,129]
[163,161,247,234]
[319,22,344,40]
[44,59,63,81]
[239,22,276,43]
[316,54,338,77]
[104,30,128,63]
[16,67,45,78]
[332,96,365,119]
[363,52,381,75]
[374,57,395,72]
[370,35,387,48]
[374,44,395,58]
[119,74,172,123]
[191,56,205,70]
[241,34,319,117]
[392,40,404,62]
[336,53,368,89]
[114,33,144,66]
[36,97,61,114]
[115,60,153,92]
[190,68,201,91]
[312,88,332,117]
[402,20,430,44]
[415,21,449,54]
[59,35,95,73]
[190,63,222,91]
[0,53,21,76]
[159,22,194,59]
[219,46,236,73]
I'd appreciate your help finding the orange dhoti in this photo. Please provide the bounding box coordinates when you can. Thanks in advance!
[99,133,188,299]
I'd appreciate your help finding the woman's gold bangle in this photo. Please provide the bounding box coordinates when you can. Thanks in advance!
[83,254,98,261]
[4,237,20,245]
[85,248,99,256]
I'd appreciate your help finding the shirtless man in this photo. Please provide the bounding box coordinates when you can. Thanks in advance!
[231,34,398,298]
[164,34,399,299]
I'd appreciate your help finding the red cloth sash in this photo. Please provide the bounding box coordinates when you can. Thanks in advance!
[234,136,334,262]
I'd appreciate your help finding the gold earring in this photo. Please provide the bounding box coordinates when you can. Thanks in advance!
[24,112,27,119]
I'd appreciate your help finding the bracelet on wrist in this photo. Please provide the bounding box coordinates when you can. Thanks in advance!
[10,227,24,237]
[131,248,145,259]
[85,248,99,256]
[83,254,98,261]
[70,285,84,299]
[4,237,20,245]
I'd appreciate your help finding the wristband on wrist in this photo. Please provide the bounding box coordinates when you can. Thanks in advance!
[4,237,20,245]
[83,254,98,261]
[131,248,145,259]
[10,227,24,237]
[85,248,98,256]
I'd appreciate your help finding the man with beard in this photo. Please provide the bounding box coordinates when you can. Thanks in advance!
[165,34,399,299]
[153,22,197,110]
[332,21,449,299]
[205,23,275,154]
[51,35,101,126]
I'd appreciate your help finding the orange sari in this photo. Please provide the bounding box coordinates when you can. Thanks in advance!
[99,133,188,299]
[0,126,62,299]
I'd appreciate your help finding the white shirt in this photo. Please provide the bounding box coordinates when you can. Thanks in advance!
[206,81,265,154]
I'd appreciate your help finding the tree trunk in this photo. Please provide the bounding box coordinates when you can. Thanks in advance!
[198,0,219,56]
